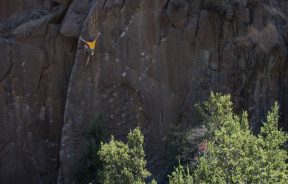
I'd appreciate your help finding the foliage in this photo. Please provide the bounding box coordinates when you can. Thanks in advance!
[168,162,193,184]
[80,93,288,184]
[98,127,151,184]
[76,114,109,184]
[166,124,207,171]
[193,92,288,183]
[150,179,158,184]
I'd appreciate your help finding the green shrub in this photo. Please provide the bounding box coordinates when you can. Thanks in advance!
[168,162,193,184]
[76,114,109,184]
[167,92,288,183]
[166,124,207,171]
[98,127,151,184]
[150,179,158,184]
[193,93,288,183]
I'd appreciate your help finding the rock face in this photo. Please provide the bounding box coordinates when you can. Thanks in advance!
[0,1,77,183]
[1,0,288,183]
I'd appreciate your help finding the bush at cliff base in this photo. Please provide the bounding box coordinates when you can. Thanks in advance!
[76,115,109,184]
[98,128,151,184]
[169,93,288,184]
[168,163,193,184]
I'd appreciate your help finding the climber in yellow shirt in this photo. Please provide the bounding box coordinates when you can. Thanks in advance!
[80,32,101,56]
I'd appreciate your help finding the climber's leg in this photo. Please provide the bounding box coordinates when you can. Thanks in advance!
[90,48,95,56]
[84,45,94,56]
[86,56,90,66]
[83,45,93,66]
[84,44,89,54]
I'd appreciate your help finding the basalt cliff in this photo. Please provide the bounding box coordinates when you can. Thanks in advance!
[0,0,288,183]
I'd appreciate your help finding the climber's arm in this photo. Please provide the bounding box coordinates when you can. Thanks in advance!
[80,37,91,50]
[79,37,88,44]
[96,32,101,40]
[88,33,100,50]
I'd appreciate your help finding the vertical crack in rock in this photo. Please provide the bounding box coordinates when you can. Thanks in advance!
[217,19,224,82]
[122,0,126,9]
[102,0,108,9]
[194,11,201,41]
[0,38,13,84]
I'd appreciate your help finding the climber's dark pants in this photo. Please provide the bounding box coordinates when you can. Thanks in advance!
[84,45,94,56]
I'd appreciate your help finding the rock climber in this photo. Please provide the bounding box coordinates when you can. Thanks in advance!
[79,32,101,65]
[80,32,101,56]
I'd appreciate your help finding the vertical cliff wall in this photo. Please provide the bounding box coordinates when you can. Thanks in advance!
[0,0,288,183]
[59,0,288,183]
[0,1,77,183]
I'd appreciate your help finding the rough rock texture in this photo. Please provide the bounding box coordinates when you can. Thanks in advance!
[0,1,77,183]
[1,0,288,183]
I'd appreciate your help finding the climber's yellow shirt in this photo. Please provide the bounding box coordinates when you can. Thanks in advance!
[87,39,97,50]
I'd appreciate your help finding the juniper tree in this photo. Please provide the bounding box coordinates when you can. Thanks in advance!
[98,128,150,184]
[193,93,288,183]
